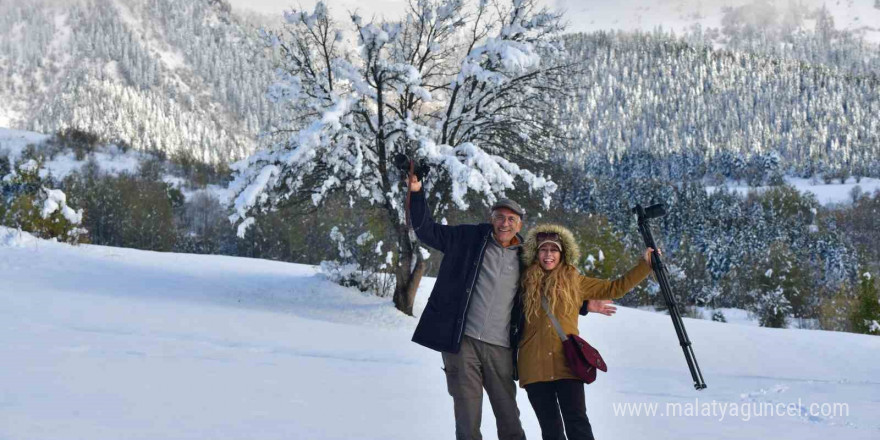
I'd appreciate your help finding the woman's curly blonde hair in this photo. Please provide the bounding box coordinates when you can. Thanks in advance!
[522,262,582,323]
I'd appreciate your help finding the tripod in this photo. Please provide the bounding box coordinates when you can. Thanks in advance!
[633,203,708,391]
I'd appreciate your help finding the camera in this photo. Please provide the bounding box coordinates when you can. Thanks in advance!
[393,153,430,180]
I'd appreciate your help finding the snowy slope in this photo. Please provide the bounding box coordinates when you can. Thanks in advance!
[0,127,232,203]
[0,128,51,159]
[2,228,878,439]
[0,128,144,177]
[708,176,880,205]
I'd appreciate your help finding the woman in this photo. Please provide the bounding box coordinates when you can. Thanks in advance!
[518,224,655,440]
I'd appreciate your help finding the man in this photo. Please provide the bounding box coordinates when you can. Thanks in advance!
[407,175,613,440]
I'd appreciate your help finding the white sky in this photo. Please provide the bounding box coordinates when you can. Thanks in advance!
[225,0,411,20]
[225,0,880,39]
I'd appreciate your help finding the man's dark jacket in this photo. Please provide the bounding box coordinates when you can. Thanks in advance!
[409,190,525,357]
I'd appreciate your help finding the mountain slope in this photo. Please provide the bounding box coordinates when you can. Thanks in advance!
[3,0,879,168]
[2,228,878,439]
[0,0,276,163]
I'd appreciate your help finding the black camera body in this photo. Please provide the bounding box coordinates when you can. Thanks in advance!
[392,153,430,181]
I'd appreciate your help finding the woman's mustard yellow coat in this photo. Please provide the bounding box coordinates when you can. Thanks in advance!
[516,224,652,387]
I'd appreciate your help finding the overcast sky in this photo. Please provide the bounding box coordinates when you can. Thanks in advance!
[224,0,879,38]
[223,0,726,33]
[225,0,409,19]
[221,0,756,32]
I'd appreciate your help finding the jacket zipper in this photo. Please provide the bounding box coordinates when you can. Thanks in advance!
[456,231,491,347]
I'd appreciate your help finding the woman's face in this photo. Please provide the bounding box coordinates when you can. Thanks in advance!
[537,243,562,271]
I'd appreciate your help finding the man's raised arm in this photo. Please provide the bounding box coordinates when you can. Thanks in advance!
[408,175,456,253]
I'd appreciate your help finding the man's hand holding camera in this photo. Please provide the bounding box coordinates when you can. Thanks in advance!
[393,153,430,192]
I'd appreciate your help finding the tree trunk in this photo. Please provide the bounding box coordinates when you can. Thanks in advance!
[393,256,426,316]
[404,258,426,314]
[392,224,425,316]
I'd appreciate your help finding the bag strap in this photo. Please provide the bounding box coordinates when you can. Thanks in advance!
[541,296,568,342]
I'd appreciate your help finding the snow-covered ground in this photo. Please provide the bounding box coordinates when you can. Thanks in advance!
[707,176,880,205]
[0,128,231,203]
[0,127,51,158]
[2,227,878,439]
[0,127,144,179]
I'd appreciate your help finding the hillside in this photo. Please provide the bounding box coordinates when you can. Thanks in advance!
[2,0,879,368]
[3,0,879,169]
[1,228,878,439]
[0,0,276,163]
[557,30,880,180]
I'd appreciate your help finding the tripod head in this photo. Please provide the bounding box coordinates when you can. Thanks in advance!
[632,203,666,221]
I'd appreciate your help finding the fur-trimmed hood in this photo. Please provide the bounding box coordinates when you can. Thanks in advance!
[521,224,581,266]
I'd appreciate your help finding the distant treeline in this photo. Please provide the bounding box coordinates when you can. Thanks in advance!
[3,128,878,334]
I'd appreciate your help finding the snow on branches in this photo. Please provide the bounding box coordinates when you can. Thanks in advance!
[229,0,570,239]
[41,188,83,225]
[1,158,86,243]
[417,140,556,209]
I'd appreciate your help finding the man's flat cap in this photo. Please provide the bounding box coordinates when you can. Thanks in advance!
[491,198,525,217]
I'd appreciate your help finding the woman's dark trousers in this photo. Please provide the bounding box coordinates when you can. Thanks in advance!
[524,379,595,440]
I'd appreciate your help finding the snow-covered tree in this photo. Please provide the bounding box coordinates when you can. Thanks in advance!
[228,0,569,314]
[1,158,87,244]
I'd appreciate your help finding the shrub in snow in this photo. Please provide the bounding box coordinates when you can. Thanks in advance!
[1,158,87,244]
[742,244,802,328]
[696,285,723,310]
[850,272,880,336]
[739,241,812,323]
[849,185,863,203]
[817,284,858,332]
[711,310,727,323]
[57,158,184,252]
[320,227,396,297]
[574,215,623,279]
[744,151,784,187]
[748,287,792,328]
[53,128,102,161]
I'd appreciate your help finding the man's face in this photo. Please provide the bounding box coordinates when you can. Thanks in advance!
[490,207,522,244]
